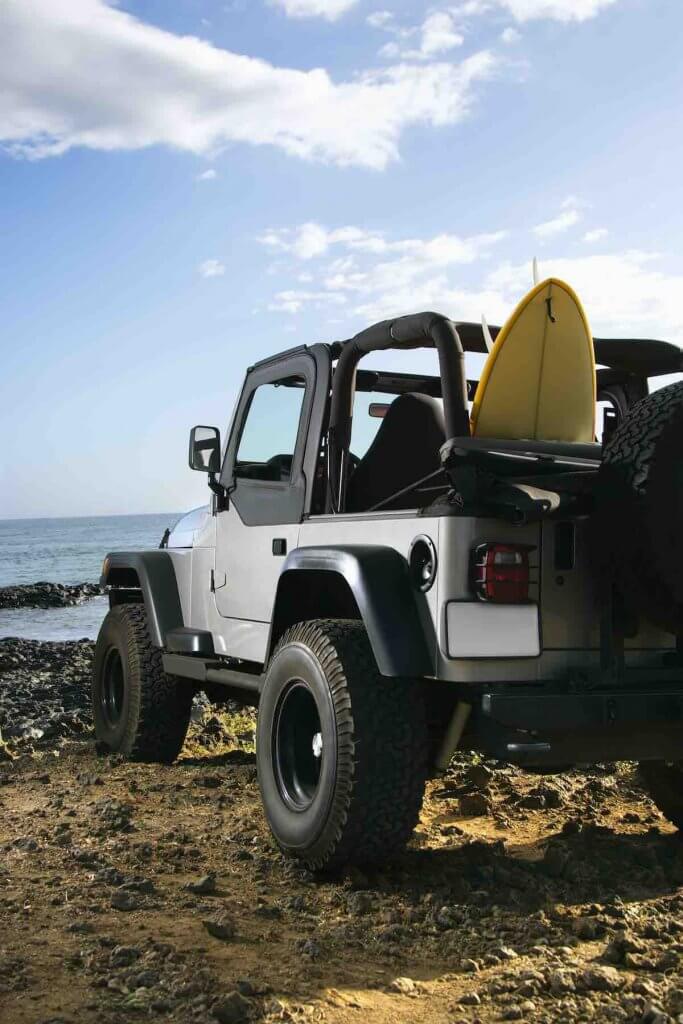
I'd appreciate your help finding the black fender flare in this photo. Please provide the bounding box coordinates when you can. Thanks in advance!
[270,545,434,677]
[101,551,183,648]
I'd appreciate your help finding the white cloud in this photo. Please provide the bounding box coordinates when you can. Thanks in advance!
[367,11,394,28]
[583,227,608,243]
[198,259,225,278]
[419,12,466,56]
[260,221,683,345]
[260,221,508,316]
[265,239,683,344]
[500,26,522,42]
[259,222,507,264]
[270,0,360,18]
[271,0,359,19]
[196,168,217,181]
[0,0,496,170]
[268,289,347,314]
[488,252,683,340]
[497,0,618,22]
[532,207,581,240]
[378,10,464,61]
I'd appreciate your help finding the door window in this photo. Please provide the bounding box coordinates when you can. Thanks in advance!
[235,376,306,481]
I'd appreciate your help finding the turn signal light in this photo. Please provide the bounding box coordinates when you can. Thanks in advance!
[471,543,533,603]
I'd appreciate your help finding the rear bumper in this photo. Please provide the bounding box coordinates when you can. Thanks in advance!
[471,682,683,765]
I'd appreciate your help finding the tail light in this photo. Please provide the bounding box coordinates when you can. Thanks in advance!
[471,543,534,603]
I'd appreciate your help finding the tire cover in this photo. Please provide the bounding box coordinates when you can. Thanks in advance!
[594,381,683,633]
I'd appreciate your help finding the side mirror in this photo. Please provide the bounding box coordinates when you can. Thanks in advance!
[189,425,221,474]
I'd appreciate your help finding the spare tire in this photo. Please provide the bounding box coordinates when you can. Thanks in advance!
[593,381,683,634]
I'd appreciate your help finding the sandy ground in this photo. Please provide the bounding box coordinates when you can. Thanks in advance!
[3,641,683,1024]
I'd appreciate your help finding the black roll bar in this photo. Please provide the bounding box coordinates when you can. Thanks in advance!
[327,312,469,512]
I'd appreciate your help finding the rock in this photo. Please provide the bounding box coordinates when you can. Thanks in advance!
[346,891,372,916]
[547,969,576,995]
[0,582,103,610]
[119,877,154,894]
[604,931,646,963]
[186,874,217,895]
[641,1007,669,1024]
[110,890,142,912]
[459,793,490,817]
[110,946,141,967]
[458,992,481,1005]
[581,965,625,992]
[542,843,570,878]
[212,992,253,1023]
[435,906,456,930]
[519,793,546,810]
[132,969,159,988]
[389,977,417,996]
[502,1007,524,1021]
[461,959,480,973]
[203,911,236,941]
[572,916,605,940]
[300,938,321,959]
[466,764,493,790]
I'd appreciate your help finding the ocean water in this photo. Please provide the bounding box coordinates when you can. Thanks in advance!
[0,513,181,641]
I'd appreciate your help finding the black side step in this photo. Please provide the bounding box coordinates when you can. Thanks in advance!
[162,652,262,696]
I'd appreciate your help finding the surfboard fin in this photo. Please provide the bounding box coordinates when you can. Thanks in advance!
[481,314,494,352]
[532,257,540,285]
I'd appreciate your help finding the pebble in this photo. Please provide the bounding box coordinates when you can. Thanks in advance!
[186,874,217,895]
[458,991,481,1005]
[389,977,417,995]
[459,793,490,817]
[203,910,237,941]
[581,965,625,992]
[110,890,142,912]
[212,992,253,1023]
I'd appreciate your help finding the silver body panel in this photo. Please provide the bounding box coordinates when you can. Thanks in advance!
[178,503,674,680]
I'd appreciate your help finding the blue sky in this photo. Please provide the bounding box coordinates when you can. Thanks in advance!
[1,0,682,516]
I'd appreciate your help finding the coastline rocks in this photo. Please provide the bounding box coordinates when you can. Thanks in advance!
[0,637,94,751]
[0,581,103,610]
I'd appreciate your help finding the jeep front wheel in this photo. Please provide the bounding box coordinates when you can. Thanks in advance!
[256,619,428,870]
[92,604,192,763]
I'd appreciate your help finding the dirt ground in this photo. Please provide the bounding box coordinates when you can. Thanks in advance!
[3,701,683,1024]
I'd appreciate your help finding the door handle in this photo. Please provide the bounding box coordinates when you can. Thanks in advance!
[211,570,227,591]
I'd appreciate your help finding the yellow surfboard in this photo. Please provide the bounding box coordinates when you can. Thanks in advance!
[471,277,596,443]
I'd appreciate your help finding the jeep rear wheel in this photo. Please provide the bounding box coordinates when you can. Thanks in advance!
[256,619,428,870]
[92,604,192,763]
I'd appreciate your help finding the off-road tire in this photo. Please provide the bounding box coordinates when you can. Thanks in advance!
[639,762,683,830]
[256,619,428,870]
[593,381,683,633]
[92,604,192,763]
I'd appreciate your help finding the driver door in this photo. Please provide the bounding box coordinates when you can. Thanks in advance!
[213,352,316,660]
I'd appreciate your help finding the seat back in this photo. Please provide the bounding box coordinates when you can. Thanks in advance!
[346,392,446,512]
[471,278,596,443]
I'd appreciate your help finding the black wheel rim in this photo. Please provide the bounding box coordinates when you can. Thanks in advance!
[101,647,125,728]
[273,680,324,812]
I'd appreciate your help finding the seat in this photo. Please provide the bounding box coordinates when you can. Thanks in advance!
[471,278,596,443]
[346,392,446,512]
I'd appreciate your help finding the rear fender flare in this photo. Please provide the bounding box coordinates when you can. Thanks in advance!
[268,545,434,677]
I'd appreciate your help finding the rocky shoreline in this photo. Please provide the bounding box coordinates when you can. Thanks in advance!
[0,580,103,610]
[0,636,94,751]
[2,640,683,1023]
